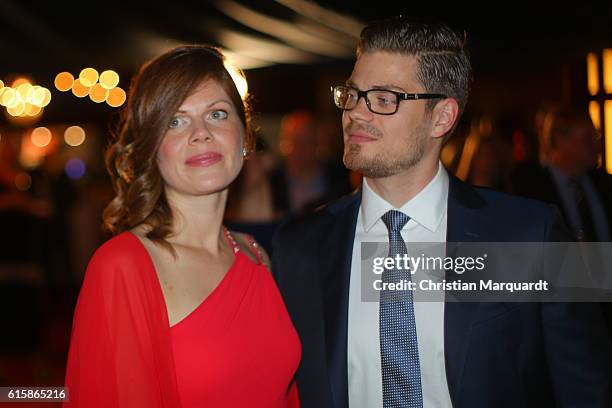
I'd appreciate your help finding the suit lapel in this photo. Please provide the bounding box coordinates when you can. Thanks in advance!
[444,176,487,403]
[320,191,360,408]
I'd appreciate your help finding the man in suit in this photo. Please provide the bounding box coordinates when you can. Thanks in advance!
[511,108,612,333]
[272,17,612,408]
[511,108,612,242]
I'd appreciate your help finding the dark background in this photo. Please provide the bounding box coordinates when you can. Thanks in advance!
[1,2,610,119]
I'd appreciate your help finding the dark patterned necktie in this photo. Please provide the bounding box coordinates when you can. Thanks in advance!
[568,178,596,241]
[380,210,423,408]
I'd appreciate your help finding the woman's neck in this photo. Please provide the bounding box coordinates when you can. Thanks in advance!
[165,189,228,253]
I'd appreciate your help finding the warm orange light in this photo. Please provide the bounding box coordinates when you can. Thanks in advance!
[605,100,612,174]
[64,125,86,146]
[106,86,126,107]
[19,135,44,168]
[25,103,42,117]
[589,101,601,131]
[30,86,46,106]
[72,79,91,98]
[31,127,52,147]
[39,88,52,107]
[0,79,4,88]
[587,53,599,96]
[16,83,33,102]
[604,49,612,94]
[7,101,26,116]
[55,72,74,92]
[99,70,119,89]
[11,77,31,87]
[89,83,109,103]
[0,80,49,117]
[79,68,99,87]
[6,91,22,109]
[1,87,16,107]
[224,61,248,99]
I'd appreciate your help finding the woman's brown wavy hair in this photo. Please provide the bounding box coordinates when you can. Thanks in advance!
[103,45,252,247]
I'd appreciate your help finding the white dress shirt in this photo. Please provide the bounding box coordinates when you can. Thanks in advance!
[347,162,453,408]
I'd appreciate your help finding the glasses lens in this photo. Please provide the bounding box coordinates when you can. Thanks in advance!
[367,90,398,114]
[333,86,356,110]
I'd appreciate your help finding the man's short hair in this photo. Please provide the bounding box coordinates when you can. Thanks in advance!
[357,17,472,114]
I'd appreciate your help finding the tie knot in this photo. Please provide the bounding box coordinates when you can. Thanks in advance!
[381,210,410,232]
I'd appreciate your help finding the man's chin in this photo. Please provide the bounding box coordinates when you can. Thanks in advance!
[343,152,368,173]
[344,155,395,178]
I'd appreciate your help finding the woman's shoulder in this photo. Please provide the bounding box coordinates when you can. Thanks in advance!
[87,231,151,273]
[232,231,271,270]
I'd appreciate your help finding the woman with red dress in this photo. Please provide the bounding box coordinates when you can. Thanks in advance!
[64,45,301,407]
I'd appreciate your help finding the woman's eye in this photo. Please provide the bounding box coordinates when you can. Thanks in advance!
[169,117,185,129]
[210,110,228,120]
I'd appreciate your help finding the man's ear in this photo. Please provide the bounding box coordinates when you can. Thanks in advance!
[431,98,459,139]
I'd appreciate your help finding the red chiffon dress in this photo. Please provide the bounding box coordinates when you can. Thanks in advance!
[64,229,300,408]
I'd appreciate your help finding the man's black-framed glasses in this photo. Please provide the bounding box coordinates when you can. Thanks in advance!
[331,85,447,115]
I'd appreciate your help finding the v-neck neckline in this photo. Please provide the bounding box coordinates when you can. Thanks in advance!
[125,229,241,329]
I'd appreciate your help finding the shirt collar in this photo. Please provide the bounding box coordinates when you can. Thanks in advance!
[361,161,448,233]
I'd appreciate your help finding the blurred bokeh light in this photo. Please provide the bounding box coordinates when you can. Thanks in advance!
[106,87,126,107]
[55,72,75,92]
[99,70,120,89]
[31,127,52,148]
[65,158,86,180]
[71,79,91,98]
[64,126,86,147]
[79,68,99,88]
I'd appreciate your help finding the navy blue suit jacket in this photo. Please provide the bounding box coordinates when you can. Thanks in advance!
[272,175,612,407]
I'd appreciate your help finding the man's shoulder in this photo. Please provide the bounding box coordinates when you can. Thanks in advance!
[474,186,554,218]
[451,174,556,222]
[470,186,568,241]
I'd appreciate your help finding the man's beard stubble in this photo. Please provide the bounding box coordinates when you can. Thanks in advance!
[342,121,427,178]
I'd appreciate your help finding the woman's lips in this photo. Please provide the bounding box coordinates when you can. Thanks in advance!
[185,152,223,167]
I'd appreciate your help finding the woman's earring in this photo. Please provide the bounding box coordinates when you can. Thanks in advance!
[242,147,248,157]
